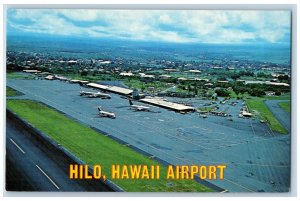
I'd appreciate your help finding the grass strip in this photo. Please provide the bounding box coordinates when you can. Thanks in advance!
[278,101,291,113]
[6,87,22,97]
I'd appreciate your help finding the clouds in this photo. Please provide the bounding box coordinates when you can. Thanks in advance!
[7,9,291,44]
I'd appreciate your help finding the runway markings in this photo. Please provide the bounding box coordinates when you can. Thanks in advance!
[35,164,60,190]
[223,178,255,192]
[9,138,25,154]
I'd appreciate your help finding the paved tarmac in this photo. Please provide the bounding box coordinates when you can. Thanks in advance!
[7,78,291,192]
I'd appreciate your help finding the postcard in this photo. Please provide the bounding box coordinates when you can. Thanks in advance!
[5,8,292,193]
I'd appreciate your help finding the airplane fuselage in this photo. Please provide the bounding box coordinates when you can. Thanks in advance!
[130,105,150,111]
[80,91,111,99]
[97,106,116,118]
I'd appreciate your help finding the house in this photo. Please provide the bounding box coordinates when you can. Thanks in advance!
[188,69,201,74]
[177,77,188,81]
[119,72,134,77]
[159,75,172,79]
[265,91,275,96]
[140,73,155,79]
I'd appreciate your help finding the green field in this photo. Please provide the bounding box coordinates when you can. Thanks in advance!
[198,106,216,112]
[246,95,289,134]
[6,87,22,97]
[6,99,213,192]
[278,101,291,113]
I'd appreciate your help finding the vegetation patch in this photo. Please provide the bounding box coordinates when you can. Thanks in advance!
[198,106,216,112]
[278,101,291,113]
[6,87,23,97]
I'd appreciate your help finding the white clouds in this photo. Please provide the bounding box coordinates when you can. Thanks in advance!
[149,30,194,43]
[60,10,99,22]
[10,12,83,36]
[159,14,173,24]
[215,29,256,43]
[258,28,288,43]
[7,9,291,44]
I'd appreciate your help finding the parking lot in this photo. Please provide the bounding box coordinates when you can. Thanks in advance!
[7,78,291,192]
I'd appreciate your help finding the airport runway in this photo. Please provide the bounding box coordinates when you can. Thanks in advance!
[6,114,112,192]
[265,100,291,132]
[7,78,291,192]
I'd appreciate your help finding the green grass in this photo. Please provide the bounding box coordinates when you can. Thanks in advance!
[6,87,22,97]
[7,99,213,192]
[7,72,35,79]
[198,106,216,112]
[246,96,289,134]
[229,91,237,99]
[278,101,291,113]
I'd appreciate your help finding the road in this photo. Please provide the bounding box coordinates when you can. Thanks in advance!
[6,115,112,192]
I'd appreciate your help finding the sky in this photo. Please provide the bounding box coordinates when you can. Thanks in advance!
[6,9,291,44]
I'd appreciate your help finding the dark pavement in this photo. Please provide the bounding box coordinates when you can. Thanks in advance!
[6,116,112,192]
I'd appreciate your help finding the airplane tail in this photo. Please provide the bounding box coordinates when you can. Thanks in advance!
[129,100,133,105]
[97,106,102,111]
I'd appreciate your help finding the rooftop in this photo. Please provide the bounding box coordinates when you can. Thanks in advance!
[86,83,109,90]
[87,83,133,95]
[23,70,41,73]
[120,72,134,76]
[140,97,195,112]
[108,86,133,95]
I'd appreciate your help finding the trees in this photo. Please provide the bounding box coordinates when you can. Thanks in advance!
[80,71,88,76]
[215,89,230,97]
[239,71,254,77]
[231,74,240,80]
[194,88,199,96]
[256,72,271,78]
[248,88,265,97]
[187,85,192,94]
[278,75,289,81]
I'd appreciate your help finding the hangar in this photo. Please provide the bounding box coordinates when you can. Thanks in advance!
[86,83,194,112]
[87,83,133,96]
[140,97,195,113]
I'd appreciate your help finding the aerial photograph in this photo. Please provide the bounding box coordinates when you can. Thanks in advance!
[5,9,291,192]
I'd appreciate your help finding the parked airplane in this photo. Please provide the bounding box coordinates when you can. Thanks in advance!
[80,89,111,99]
[129,100,150,111]
[200,114,208,118]
[97,106,116,119]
